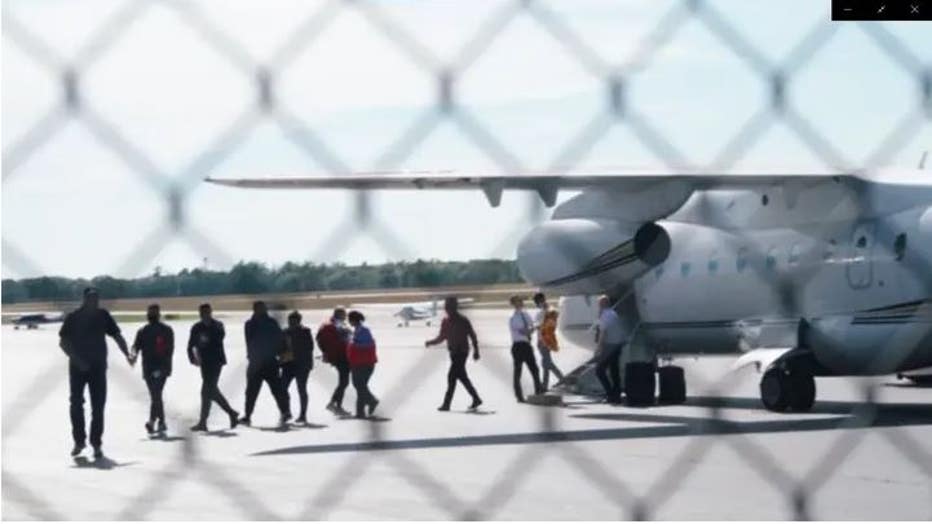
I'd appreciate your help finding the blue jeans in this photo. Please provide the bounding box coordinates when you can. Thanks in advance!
[537,345,564,390]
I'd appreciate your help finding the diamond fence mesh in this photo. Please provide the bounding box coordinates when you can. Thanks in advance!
[2,0,931,520]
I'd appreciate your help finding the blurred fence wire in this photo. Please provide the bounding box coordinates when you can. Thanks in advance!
[3,0,932,520]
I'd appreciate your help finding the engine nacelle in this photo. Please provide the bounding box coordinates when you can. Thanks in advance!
[517,219,671,295]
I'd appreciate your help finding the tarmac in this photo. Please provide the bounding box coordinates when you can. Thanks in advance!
[2,308,931,520]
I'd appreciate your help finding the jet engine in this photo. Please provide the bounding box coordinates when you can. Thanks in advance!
[517,219,671,295]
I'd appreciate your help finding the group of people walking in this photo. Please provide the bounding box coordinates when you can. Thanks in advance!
[59,288,384,459]
[59,287,626,459]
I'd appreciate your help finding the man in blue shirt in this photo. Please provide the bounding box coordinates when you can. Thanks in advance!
[595,295,627,404]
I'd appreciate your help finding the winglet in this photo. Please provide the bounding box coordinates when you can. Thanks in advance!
[920,151,928,170]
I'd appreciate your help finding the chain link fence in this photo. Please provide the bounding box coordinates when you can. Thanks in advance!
[3,0,932,520]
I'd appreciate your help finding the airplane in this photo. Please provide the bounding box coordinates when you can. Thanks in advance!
[207,159,932,412]
[351,297,475,327]
[9,312,64,330]
[394,303,437,327]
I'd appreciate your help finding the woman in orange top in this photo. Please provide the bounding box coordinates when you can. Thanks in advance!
[533,292,565,391]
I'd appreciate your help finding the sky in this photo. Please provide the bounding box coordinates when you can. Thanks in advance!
[2,0,931,279]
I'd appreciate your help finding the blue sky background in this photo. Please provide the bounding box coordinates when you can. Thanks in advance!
[2,0,931,279]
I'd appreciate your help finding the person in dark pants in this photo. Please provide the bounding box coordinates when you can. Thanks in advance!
[347,310,379,419]
[595,295,626,404]
[59,287,134,459]
[508,295,543,403]
[425,297,482,411]
[188,303,239,432]
[281,310,314,424]
[316,308,352,418]
[132,304,174,435]
[240,301,291,426]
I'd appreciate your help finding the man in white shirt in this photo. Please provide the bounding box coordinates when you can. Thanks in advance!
[595,295,626,403]
[533,292,564,390]
[509,295,543,402]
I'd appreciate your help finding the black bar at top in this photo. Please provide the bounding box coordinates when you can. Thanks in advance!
[833,1,932,20]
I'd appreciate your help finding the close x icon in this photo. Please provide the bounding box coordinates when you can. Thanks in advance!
[833,0,932,20]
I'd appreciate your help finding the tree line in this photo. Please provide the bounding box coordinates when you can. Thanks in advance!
[1,259,523,304]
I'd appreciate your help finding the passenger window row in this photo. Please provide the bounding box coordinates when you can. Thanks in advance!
[662,232,907,280]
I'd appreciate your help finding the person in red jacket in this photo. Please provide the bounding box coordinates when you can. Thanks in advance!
[316,308,352,417]
[346,310,379,419]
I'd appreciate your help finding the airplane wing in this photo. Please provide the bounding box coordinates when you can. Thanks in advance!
[205,168,857,207]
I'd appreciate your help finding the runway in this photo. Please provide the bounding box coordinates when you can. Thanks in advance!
[2,308,931,520]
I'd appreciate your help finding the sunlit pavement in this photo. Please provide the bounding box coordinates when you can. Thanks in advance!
[3,308,931,520]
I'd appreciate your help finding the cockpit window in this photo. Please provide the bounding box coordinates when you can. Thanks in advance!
[894,233,907,261]
[823,239,837,261]
[736,247,749,272]
[766,248,778,271]
[788,244,801,266]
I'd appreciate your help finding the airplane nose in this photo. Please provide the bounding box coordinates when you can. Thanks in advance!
[517,219,670,294]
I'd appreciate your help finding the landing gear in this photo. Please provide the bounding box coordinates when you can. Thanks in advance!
[760,367,816,412]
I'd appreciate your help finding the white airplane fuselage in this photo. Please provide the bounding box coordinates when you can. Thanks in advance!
[213,165,932,408]
[517,174,932,377]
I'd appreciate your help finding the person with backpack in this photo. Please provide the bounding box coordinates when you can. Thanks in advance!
[281,310,314,424]
[240,301,292,427]
[508,295,543,403]
[425,296,482,411]
[132,304,174,435]
[316,308,352,417]
[533,292,564,391]
[346,310,379,419]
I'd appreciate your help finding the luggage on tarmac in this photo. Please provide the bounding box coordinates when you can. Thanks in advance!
[624,362,656,406]
[658,365,687,404]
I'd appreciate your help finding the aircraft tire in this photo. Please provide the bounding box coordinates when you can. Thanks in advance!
[787,372,816,412]
[760,368,789,412]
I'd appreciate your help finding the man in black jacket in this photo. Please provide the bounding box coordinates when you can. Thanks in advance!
[188,303,239,432]
[240,301,291,426]
[132,304,174,434]
[281,310,314,424]
[59,287,134,459]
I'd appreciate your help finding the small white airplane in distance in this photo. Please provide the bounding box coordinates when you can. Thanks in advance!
[394,304,435,327]
[208,156,932,412]
[352,298,475,327]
